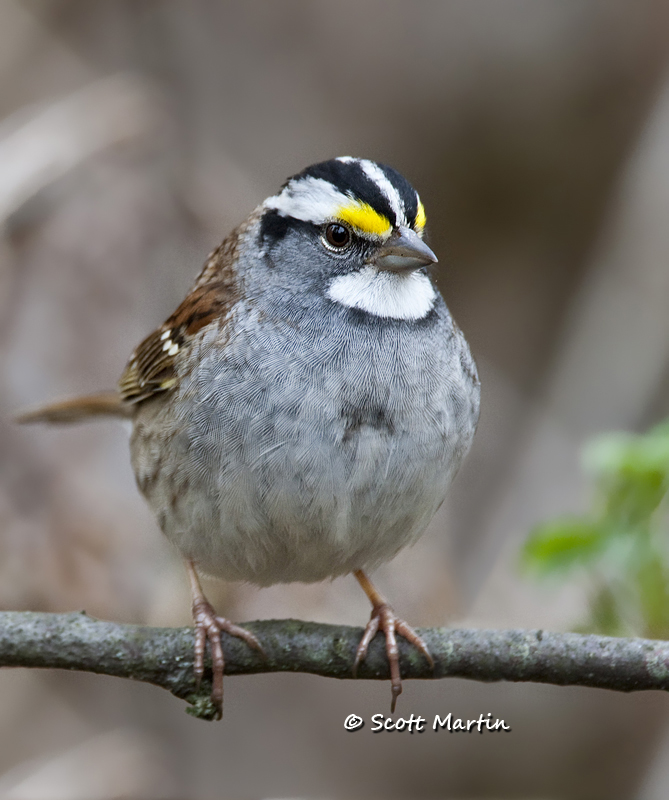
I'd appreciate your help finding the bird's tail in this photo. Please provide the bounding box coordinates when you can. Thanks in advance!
[15,391,131,424]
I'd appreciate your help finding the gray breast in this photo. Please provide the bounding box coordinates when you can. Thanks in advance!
[130,296,480,586]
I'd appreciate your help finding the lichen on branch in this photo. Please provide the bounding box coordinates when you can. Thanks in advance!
[1,611,668,721]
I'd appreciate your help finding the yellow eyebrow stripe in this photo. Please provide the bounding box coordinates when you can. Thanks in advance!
[335,201,392,237]
[415,200,426,231]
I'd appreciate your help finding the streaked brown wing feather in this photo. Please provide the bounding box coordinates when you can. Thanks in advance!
[118,327,183,402]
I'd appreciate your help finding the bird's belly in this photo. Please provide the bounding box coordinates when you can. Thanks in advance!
[132,394,463,586]
[130,308,479,586]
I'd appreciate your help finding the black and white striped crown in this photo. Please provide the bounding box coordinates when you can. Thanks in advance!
[264,157,426,240]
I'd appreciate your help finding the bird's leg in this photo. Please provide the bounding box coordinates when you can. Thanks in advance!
[185,560,264,720]
[352,569,434,713]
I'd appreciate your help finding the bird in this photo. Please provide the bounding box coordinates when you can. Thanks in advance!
[17,156,480,718]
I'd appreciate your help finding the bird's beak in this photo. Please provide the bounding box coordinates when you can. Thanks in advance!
[371,227,438,272]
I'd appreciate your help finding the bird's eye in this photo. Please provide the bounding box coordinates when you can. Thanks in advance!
[324,223,351,249]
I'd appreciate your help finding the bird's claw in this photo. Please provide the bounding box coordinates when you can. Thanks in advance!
[354,602,433,713]
[191,598,264,720]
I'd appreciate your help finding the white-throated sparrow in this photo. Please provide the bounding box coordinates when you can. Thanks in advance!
[18,157,480,718]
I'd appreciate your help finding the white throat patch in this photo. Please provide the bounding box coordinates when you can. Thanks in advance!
[327,267,436,321]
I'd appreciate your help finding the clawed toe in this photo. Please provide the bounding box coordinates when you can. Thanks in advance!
[192,599,226,718]
[192,599,264,720]
[353,570,433,713]
[186,560,264,720]
[395,618,434,670]
[355,602,431,712]
[214,617,265,656]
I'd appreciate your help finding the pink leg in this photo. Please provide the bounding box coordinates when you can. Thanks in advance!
[353,569,433,713]
[186,560,264,719]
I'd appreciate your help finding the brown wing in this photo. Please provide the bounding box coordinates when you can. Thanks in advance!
[118,223,244,403]
[118,325,184,402]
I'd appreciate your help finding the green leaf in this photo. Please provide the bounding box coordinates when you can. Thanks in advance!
[583,431,669,479]
[522,418,669,637]
[583,431,669,527]
[522,518,604,574]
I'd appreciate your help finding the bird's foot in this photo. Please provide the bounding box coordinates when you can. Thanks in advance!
[191,598,264,720]
[353,601,434,713]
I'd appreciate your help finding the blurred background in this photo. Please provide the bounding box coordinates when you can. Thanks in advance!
[2,1,669,797]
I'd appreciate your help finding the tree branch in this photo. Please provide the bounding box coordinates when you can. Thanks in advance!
[1,611,668,720]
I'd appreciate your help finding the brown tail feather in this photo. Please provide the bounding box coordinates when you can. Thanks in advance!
[15,391,131,424]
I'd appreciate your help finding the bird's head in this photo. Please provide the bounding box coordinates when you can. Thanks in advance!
[255,157,438,321]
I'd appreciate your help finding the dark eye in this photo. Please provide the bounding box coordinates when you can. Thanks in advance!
[325,223,351,249]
